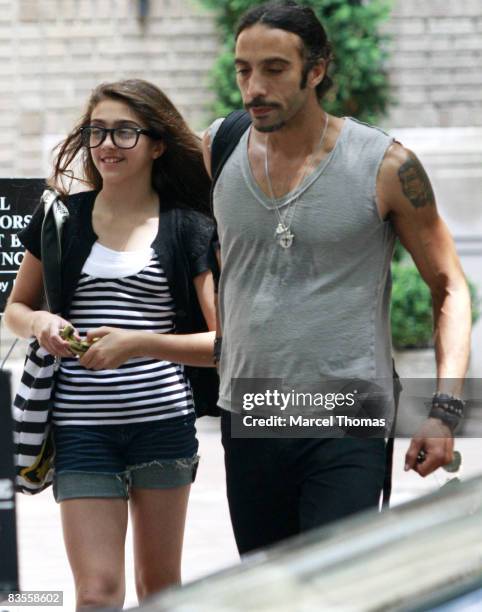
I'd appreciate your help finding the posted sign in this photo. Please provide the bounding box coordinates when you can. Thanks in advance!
[0,179,45,313]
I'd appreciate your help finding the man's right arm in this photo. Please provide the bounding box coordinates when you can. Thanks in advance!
[378,143,471,477]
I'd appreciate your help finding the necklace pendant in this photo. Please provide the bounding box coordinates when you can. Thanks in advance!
[275,222,288,235]
[277,229,294,249]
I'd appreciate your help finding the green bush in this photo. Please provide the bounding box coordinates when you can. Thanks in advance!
[391,263,434,349]
[391,260,480,349]
[392,239,407,263]
[198,0,393,123]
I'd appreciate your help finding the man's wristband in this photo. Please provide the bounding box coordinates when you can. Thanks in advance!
[428,392,464,433]
[213,336,222,365]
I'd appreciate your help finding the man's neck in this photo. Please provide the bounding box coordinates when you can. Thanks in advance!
[253,102,328,159]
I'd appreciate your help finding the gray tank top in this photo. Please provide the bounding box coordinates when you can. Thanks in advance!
[212,117,395,412]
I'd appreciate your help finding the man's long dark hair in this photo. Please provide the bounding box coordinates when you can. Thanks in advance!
[50,79,212,215]
[236,1,334,100]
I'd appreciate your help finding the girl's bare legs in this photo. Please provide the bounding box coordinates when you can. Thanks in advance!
[130,485,191,602]
[60,498,128,611]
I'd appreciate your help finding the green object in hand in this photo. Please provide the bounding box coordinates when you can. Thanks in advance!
[442,450,462,474]
[60,325,92,355]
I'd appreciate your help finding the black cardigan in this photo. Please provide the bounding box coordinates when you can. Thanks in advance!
[18,190,220,417]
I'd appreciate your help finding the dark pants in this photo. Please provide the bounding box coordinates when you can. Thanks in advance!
[221,410,386,555]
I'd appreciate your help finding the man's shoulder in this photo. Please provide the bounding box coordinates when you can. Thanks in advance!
[206,117,226,146]
[202,117,226,156]
[377,139,418,189]
[202,117,226,177]
[208,111,252,149]
[346,116,391,142]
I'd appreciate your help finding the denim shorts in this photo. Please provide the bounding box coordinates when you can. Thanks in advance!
[52,414,199,502]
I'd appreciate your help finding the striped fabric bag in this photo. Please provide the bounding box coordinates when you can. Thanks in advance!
[11,188,67,494]
[13,339,56,494]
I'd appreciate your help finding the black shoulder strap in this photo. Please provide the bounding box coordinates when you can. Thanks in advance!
[382,361,403,507]
[40,190,69,315]
[208,110,251,289]
[210,110,252,188]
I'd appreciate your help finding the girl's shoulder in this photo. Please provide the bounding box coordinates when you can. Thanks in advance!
[179,206,214,229]
[17,190,97,260]
[157,205,214,275]
[59,190,97,239]
[161,204,215,238]
[63,189,97,215]
[178,207,215,250]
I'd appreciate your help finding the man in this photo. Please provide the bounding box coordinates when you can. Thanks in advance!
[202,1,471,554]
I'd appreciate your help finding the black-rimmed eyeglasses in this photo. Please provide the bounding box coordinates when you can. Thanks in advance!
[80,126,156,149]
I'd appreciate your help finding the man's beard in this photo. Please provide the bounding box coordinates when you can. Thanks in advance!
[245,97,285,132]
[253,119,286,133]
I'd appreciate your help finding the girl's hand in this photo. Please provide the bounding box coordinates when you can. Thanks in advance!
[31,311,77,357]
[79,327,138,370]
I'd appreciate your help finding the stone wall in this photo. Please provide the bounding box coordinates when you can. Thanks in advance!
[380,1,482,373]
[385,0,482,128]
[1,0,482,366]
[1,0,482,178]
[0,0,219,178]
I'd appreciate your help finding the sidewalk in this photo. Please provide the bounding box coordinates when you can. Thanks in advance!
[4,358,481,611]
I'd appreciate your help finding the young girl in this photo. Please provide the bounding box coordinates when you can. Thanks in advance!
[5,79,216,610]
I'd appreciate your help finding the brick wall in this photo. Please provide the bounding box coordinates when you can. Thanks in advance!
[1,0,482,177]
[0,0,219,178]
[2,0,482,363]
[385,0,482,128]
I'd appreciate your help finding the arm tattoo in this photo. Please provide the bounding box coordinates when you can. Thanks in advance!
[398,152,435,209]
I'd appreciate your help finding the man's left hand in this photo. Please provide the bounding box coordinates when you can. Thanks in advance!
[404,417,454,477]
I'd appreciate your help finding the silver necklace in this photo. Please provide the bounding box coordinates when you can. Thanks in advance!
[264,112,329,249]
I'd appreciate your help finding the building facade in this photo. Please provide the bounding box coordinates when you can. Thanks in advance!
[1,0,219,178]
[1,0,481,173]
[1,0,481,368]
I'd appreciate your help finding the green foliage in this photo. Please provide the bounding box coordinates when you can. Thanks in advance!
[391,258,480,349]
[198,0,393,123]
[392,239,407,263]
[391,262,434,349]
[469,280,481,325]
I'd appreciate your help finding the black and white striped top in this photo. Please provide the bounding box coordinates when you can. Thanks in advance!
[52,243,194,426]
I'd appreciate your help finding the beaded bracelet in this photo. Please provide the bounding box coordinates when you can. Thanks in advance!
[428,392,465,433]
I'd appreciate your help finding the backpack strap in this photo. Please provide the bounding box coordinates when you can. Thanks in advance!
[210,110,252,188]
[382,361,403,507]
[208,110,251,290]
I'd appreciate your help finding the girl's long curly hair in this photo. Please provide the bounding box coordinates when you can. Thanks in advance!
[49,79,212,215]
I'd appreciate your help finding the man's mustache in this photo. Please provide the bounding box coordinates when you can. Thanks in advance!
[245,98,281,110]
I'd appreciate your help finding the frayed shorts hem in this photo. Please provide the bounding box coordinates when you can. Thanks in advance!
[53,455,199,502]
